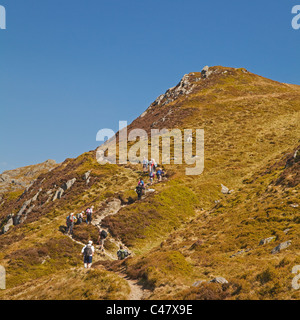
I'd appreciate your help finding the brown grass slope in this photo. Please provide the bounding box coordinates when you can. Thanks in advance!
[0,66,299,300]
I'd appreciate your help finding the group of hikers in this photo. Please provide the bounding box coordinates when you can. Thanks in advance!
[65,207,130,268]
[66,159,167,268]
[136,158,166,200]
[81,240,130,268]
[65,206,94,235]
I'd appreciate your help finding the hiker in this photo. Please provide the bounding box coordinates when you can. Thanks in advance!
[117,245,130,260]
[76,211,84,225]
[138,178,144,187]
[142,157,148,172]
[156,168,164,182]
[66,213,76,235]
[136,184,143,200]
[86,206,94,225]
[98,229,108,252]
[150,159,157,173]
[81,240,95,268]
[149,170,154,185]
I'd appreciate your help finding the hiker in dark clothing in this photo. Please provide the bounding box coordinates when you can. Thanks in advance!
[156,168,165,182]
[86,206,94,225]
[76,211,84,225]
[136,185,143,200]
[98,229,108,252]
[117,245,130,260]
[66,213,76,235]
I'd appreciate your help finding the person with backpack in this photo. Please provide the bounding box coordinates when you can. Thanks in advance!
[81,241,95,268]
[142,157,148,172]
[86,207,93,225]
[150,159,157,173]
[117,245,130,260]
[136,184,143,200]
[76,211,84,225]
[149,170,154,185]
[138,178,144,187]
[66,213,76,235]
[156,168,164,182]
[98,229,108,252]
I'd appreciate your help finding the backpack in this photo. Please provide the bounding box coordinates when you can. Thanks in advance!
[117,249,128,260]
[86,208,91,217]
[66,215,71,224]
[84,245,93,256]
[100,230,107,239]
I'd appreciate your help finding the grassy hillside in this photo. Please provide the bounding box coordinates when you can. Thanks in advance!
[0,66,299,300]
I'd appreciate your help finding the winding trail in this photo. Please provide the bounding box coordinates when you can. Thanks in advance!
[66,182,160,300]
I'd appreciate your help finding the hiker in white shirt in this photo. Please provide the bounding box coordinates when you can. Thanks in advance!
[81,241,95,268]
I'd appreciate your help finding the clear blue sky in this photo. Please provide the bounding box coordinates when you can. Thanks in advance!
[0,0,299,173]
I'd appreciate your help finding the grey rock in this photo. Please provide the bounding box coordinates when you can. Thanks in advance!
[209,277,228,284]
[201,66,213,79]
[259,237,276,246]
[1,215,14,234]
[271,241,292,254]
[82,171,91,181]
[192,280,206,287]
[221,184,234,194]
[31,188,42,202]
[61,178,76,191]
[26,205,35,214]
[52,188,64,201]
[17,199,32,216]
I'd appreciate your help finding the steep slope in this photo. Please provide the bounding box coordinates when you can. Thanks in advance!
[0,160,58,198]
[0,66,299,300]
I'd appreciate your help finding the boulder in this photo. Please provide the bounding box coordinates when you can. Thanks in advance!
[221,184,234,194]
[259,237,276,246]
[82,171,91,181]
[209,277,228,284]
[192,280,206,287]
[52,188,64,201]
[1,215,14,234]
[61,178,76,191]
[31,188,42,202]
[271,241,291,254]
[201,66,212,79]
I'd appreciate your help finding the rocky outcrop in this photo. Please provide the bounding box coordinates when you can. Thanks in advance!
[259,237,276,246]
[230,248,251,258]
[52,188,64,201]
[1,214,14,234]
[61,178,76,191]
[52,178,76,201]
[221,184,234,194]
[0,160,58,195]
[201,66,212,79]
[140,73,196,119]
[83,171,91,185]
[271,241,291,254]
[209,277,228,284]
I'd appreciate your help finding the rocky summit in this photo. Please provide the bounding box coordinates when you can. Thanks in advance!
[0,66,300,300]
